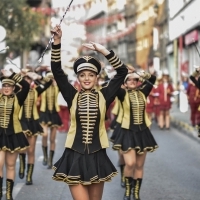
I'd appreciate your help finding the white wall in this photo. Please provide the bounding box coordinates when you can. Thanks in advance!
[168,0,200,41]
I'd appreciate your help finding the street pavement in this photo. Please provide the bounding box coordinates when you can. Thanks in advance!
[2,114,200,200]
[170,103,200,141]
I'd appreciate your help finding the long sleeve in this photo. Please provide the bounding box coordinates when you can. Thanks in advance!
[10,73,29,106]
[100,50,128,108]
[190,75,200,89]
[140,74,156,97]
[36,77,53,96]
[51,43,77,108]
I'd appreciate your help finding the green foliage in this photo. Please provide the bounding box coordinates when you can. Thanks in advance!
[0,0,46,53]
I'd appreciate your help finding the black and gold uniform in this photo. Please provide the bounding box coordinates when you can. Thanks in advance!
[19,77,52,136]
[0,73,29,152]
[113,73,158,153]
[51,43,128,185]
[39,72,62,128]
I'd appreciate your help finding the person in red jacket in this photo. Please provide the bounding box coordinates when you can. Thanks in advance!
[187,79,200,127]
[157,70,174,130]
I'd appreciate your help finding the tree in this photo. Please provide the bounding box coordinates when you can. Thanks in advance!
[0,0,47,66]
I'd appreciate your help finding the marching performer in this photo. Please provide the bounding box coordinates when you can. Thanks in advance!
[50,25,129,200]
[18,69,52,185]
[0,70,29,200]
[157,70,174,130]
[189,68,200,136]
[110,95,125,188]
[113,70,158,200]
[39,70,62,169]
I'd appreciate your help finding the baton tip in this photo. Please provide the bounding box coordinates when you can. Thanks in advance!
[38,58,42,64]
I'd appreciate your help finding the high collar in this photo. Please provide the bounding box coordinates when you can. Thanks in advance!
[80,88,97,94]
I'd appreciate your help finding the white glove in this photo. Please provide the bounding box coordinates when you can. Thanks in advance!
[26,72,40,80]
[194,65,200,72]
[1,69,13,77]
[137,70,145,77]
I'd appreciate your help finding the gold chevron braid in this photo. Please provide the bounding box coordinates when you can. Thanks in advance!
[0,97,14,128]
[24,90,34,118]
[108,54,123,69]
[129,91,145,124]
[78,92,98,144]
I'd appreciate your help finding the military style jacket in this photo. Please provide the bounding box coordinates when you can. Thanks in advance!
[51,43,128,154]
[0,73,29,135]
[40,83,60,113]
[19,77,52,120]
[117,75,156,132]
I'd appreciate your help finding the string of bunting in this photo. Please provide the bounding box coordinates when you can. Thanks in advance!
[30,0,104,16]
[86,23,136,44]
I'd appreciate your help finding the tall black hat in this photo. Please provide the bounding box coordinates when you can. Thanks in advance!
[73,56,101,74]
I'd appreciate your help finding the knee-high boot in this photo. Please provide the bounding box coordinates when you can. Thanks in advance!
[26,164,34,185]
[47,150,54,169]
[19,153,26,179]
[0,177,3,200]
[132,178,142,200]
[119,165,125,188]
[42,146,48,166]
[123,177,132,200]
[6,179,14,200]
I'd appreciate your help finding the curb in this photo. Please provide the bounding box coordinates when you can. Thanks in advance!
[170,116,200,143]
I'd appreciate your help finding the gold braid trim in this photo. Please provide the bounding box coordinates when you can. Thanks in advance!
[12,73,22,82]
[112,145,159,154]
[52,171,118,185]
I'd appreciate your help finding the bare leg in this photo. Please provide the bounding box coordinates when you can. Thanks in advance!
[123,149,136,178]
[159,111,164,128]
[27,136,37,164]
[165,110,170,129]
[5,152,18,180]
[0,151,6,177]
[69,184,90,200]
[88,182,104,200]
[133,152,147,179]
[50,127,57,151]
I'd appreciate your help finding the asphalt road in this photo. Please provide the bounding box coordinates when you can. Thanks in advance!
[2,123,200,200]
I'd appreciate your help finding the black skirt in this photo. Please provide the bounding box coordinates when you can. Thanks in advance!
[0,129,29,153]
[20,118,43,136]
[113,127,158,154]
[110,122,121,143]
[52,148,118,185]
[39,111,62,127]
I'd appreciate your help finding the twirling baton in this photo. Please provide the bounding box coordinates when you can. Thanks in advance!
[38,0,74,64]
[134,71,157,88]
[6,57,21,69]
[0,46,9,53]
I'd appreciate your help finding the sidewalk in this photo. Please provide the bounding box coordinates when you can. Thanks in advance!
[170,103,199,141]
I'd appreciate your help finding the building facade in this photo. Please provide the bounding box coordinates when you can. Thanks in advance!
[168,0,200,86]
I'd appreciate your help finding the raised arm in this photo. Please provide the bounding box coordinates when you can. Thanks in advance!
[81,41,129,107]
[51,25,77,108]
[190,70,200,89]
[35,76,53,96]
[139,72,156,97]
[9,73,29,106]
[101,51,128,106]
